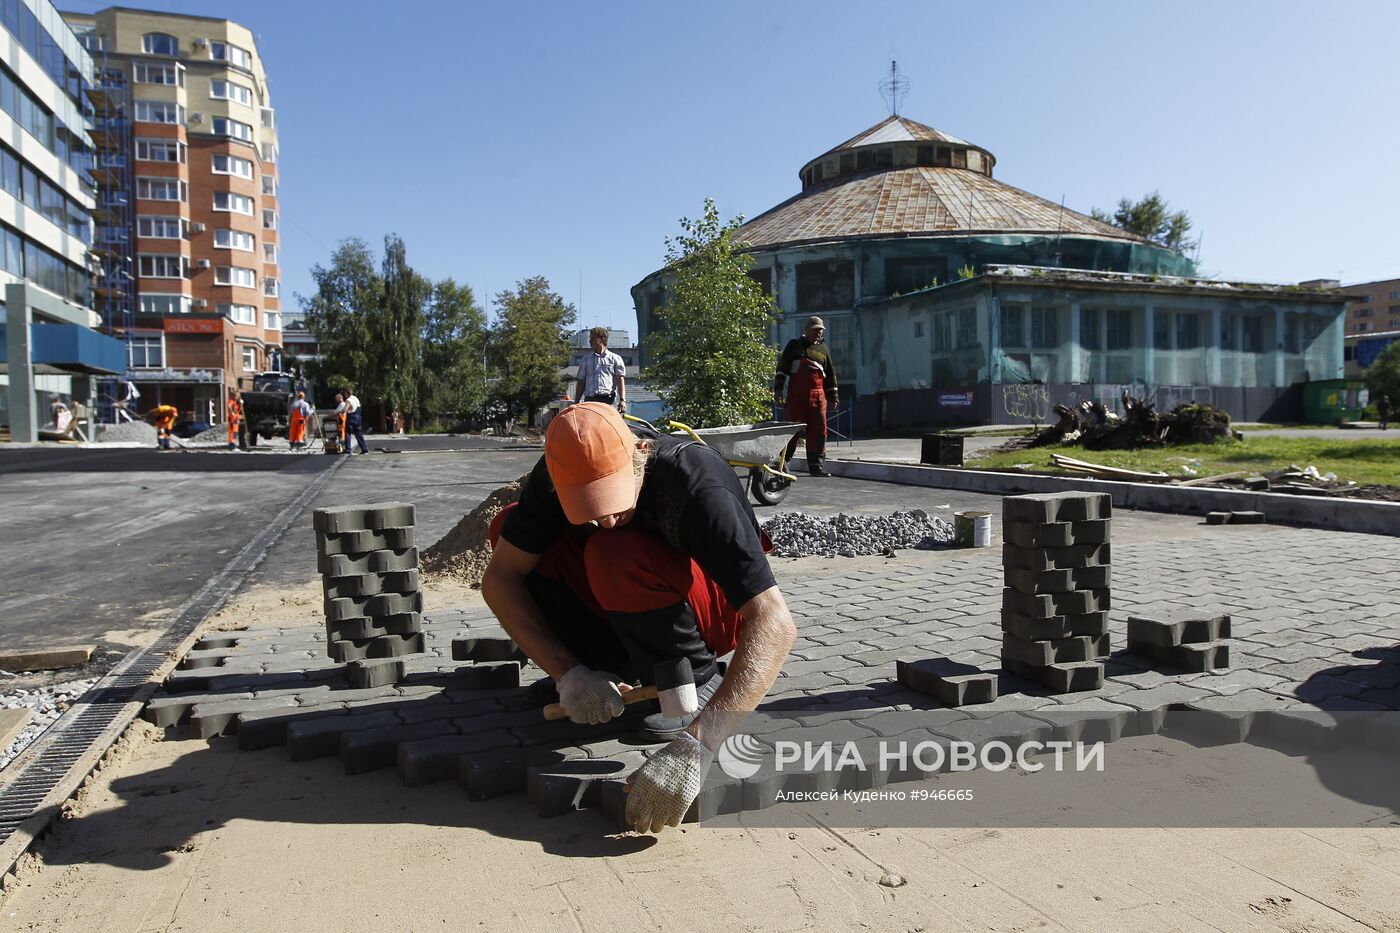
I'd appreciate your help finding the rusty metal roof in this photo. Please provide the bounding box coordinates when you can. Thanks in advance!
[812,116,971,161]
[735,164,1137,251]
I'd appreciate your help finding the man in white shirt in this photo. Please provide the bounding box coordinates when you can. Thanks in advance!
[342,387,369,455]
[574,327,627,412]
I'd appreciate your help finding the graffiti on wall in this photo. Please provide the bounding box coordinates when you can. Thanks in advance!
[1003,383,1050,423]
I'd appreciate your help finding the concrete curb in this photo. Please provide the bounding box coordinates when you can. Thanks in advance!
[829,460,1400,537]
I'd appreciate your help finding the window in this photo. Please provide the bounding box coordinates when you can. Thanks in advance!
[137,215,182,239]
[262,209,277,230]
[135,138,185,163]
[1355,307,1374,317]
[795,260,854,312]
[260,108,275,129]
[211,42,253,69]
[1175,312,1201,350]
[913,320,924,339]
[140,293,191,315]
[138,254,184,279]
[262,242,277,264]
[260,143,277,163]
[133,62,182,86]
[957,308,977,348]
[209,79,252,106]
[134,100,185,124]
[1079,308,1100,350]
[212,118,253,142]
[1106,310,1133,350]
[1389,290,1400,300]
[263,276,278,297]
[1152,312,1172,350]
[1242,316,1264,353]
[213,192,254,214]
[1220,313,1235,350]
[261,175,276,196]
[136,176,186,201]
[1358,322,1372,333]
[142,33,178,56]
[241,346,257,371]
[129,334,164,368]
[215,265,256,287]
[220,303,257,325]
[1029,306,1059,348]
[214,229,255,251]
[264,311,282,330]
[211,153,253,178]
[1000,306,1024,347]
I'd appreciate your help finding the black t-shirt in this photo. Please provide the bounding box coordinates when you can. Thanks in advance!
[501,428,777,611]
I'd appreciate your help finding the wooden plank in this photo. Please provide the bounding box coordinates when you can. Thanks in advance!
[1176,471,1249,487]
[0,709,31,749]
[0,645,95,673]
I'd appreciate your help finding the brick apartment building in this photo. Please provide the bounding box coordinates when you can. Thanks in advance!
[63,7,281,422]
[1336,277,1400,378]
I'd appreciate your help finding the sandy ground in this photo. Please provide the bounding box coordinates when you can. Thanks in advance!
[2,577,1399,931]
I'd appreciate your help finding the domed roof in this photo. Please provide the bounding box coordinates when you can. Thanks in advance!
[735,115,1139,251]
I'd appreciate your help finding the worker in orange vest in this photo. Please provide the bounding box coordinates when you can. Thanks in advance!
[149,404,179,450]
[288,390,312,449]
[332,392,348,453]
[226,389,243,451]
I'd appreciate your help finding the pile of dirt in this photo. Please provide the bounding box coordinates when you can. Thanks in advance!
[94,420,156,444]
[1031,393,1239,450]
[188,424,228,445]
[420,475,528,587]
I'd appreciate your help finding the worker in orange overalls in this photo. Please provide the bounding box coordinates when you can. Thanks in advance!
[774,315,840,477]
[149,404,179,450]
[333,392,348,453]
[288,390,312,449]
[226,389,243,451]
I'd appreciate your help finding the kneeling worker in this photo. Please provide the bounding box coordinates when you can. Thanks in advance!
[482,403,796,834]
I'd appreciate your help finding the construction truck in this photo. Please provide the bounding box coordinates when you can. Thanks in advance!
[239,371,303,447]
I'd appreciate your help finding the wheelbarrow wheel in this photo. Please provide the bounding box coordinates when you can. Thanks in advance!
[750,468,792,506]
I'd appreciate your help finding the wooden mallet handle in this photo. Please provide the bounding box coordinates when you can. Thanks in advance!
[543,684,658,721]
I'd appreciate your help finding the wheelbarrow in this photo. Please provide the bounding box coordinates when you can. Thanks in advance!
[625,416,804,505]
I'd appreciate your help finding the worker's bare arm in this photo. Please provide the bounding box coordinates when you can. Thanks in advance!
[689,585,796,752]
[480,538,581,681]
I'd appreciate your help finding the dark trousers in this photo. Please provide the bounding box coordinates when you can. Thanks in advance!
[344,410,368,454]
[584,392,616,406]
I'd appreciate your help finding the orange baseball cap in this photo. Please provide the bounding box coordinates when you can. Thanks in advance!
[545,403,636,524]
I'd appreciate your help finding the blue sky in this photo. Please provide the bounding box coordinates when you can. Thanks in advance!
[62,0,1400,332]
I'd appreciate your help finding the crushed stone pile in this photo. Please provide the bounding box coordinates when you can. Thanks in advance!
[0,678,97,772]
[762,510,955,558]
[188,424,228,444]
[95,420,156,444]
[420,475,528,587]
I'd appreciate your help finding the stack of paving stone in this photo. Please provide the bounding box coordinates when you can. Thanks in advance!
[1127,612,1231,672]
[1000,492,1112,693]
[315,503,424,663]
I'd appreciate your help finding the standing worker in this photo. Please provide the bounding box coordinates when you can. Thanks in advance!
[574,326,627,412]
[226,388,243,451]
[148,403,178,450]
[774,316,839,477]
[1378,395,1391,431]
[342,386,369,455]
[288,390,313,449]
[332,392,349,453]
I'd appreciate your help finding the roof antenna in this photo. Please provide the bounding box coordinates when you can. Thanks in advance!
[878,59,908,117]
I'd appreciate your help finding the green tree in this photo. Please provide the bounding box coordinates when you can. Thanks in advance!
[1091,191,1196,254]
[490,276,575,424]
[369,234,428,422]
[418,278,487,424]
[300,237,380,405]
[1364,340,1400,407]
[643,198,778,427]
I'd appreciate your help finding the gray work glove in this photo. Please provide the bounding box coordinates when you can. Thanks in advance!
[557,664,625,725]
[625,731,713,833]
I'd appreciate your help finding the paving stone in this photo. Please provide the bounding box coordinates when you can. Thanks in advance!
[1205,512,1232,525]
[321,570,421,600]
[1125,613,1232,647]
[935,712,1054,752]
[1001,610,1110,641]
[1026,698,1142,743]
[450,636,527,664]
[1109,683,1218,732]
[1001,657,1104,694]
[460,746,589,800]
[236,702,357,750]
[400,661,521,692]
[1001,519,1074,549]
[336,634,426,667]
[286,710,401,760]
[318,547,419,577]
[1001,634,1111,666]
[341,719,460,774]
[895,658,996,707]
[313,503,415,535]
[193,634,239,651]
[1230,511,1266,524]
[188,696,297,739]
[527,756,642,817]
[143,691,254,728]
[1002,492,1111,525]
[1002,542,1111,573]
[1002,587,1110,619]
[324,591,424,622]
[177,648,235,670]
[1004,565,1111,596]
[316,527,416,556]
[1125,639,1230,673]
[327,614,423,643]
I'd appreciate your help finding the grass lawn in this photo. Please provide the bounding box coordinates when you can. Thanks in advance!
[968,435,1400,487]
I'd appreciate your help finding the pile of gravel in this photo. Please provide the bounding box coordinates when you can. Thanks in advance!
[0,678,97,771]
[95,420,156,444]
[762,509,955,558]
[188,424,228,445]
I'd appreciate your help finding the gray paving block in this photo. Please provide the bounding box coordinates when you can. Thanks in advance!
[341,719,459,774]
[324,591,424,622]
[1126,639,1230,673]
[527,756,642,817]
[327,614,423,643]
[313,502,415,535]
[1126,613,1232,647]
[1205,511,1232,525]
[178,648,236,670]
[189,696,297,739]
[459,746,589,800]
[348,657,406,689]
[1003,492,1112,525]
[316,527,416,556]
[1001,610,1110,641]
[1253,709,1347,749]
[896,658,997,707]
[1001,657,1105,693]
[1002,519,1073,549]
[1002,587,1110,619]
[1026,698,1140,743]
[192,634,239,651]
[143,691,254,728]
[451,636,527,664]
[1001,633,1111,666]
[1002,542,1111,573]
[936,711,1055,752]
[321,570,421,600]
[1230,511,1266,524]
[1003,565,1111,596]
[1158,701,1257,745]
[396,729,521,786]
[236,702,354,750]
[286,710,401,760]
[1068,519,1111,544]
[318,547,419,577]
[333,633,426,665]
